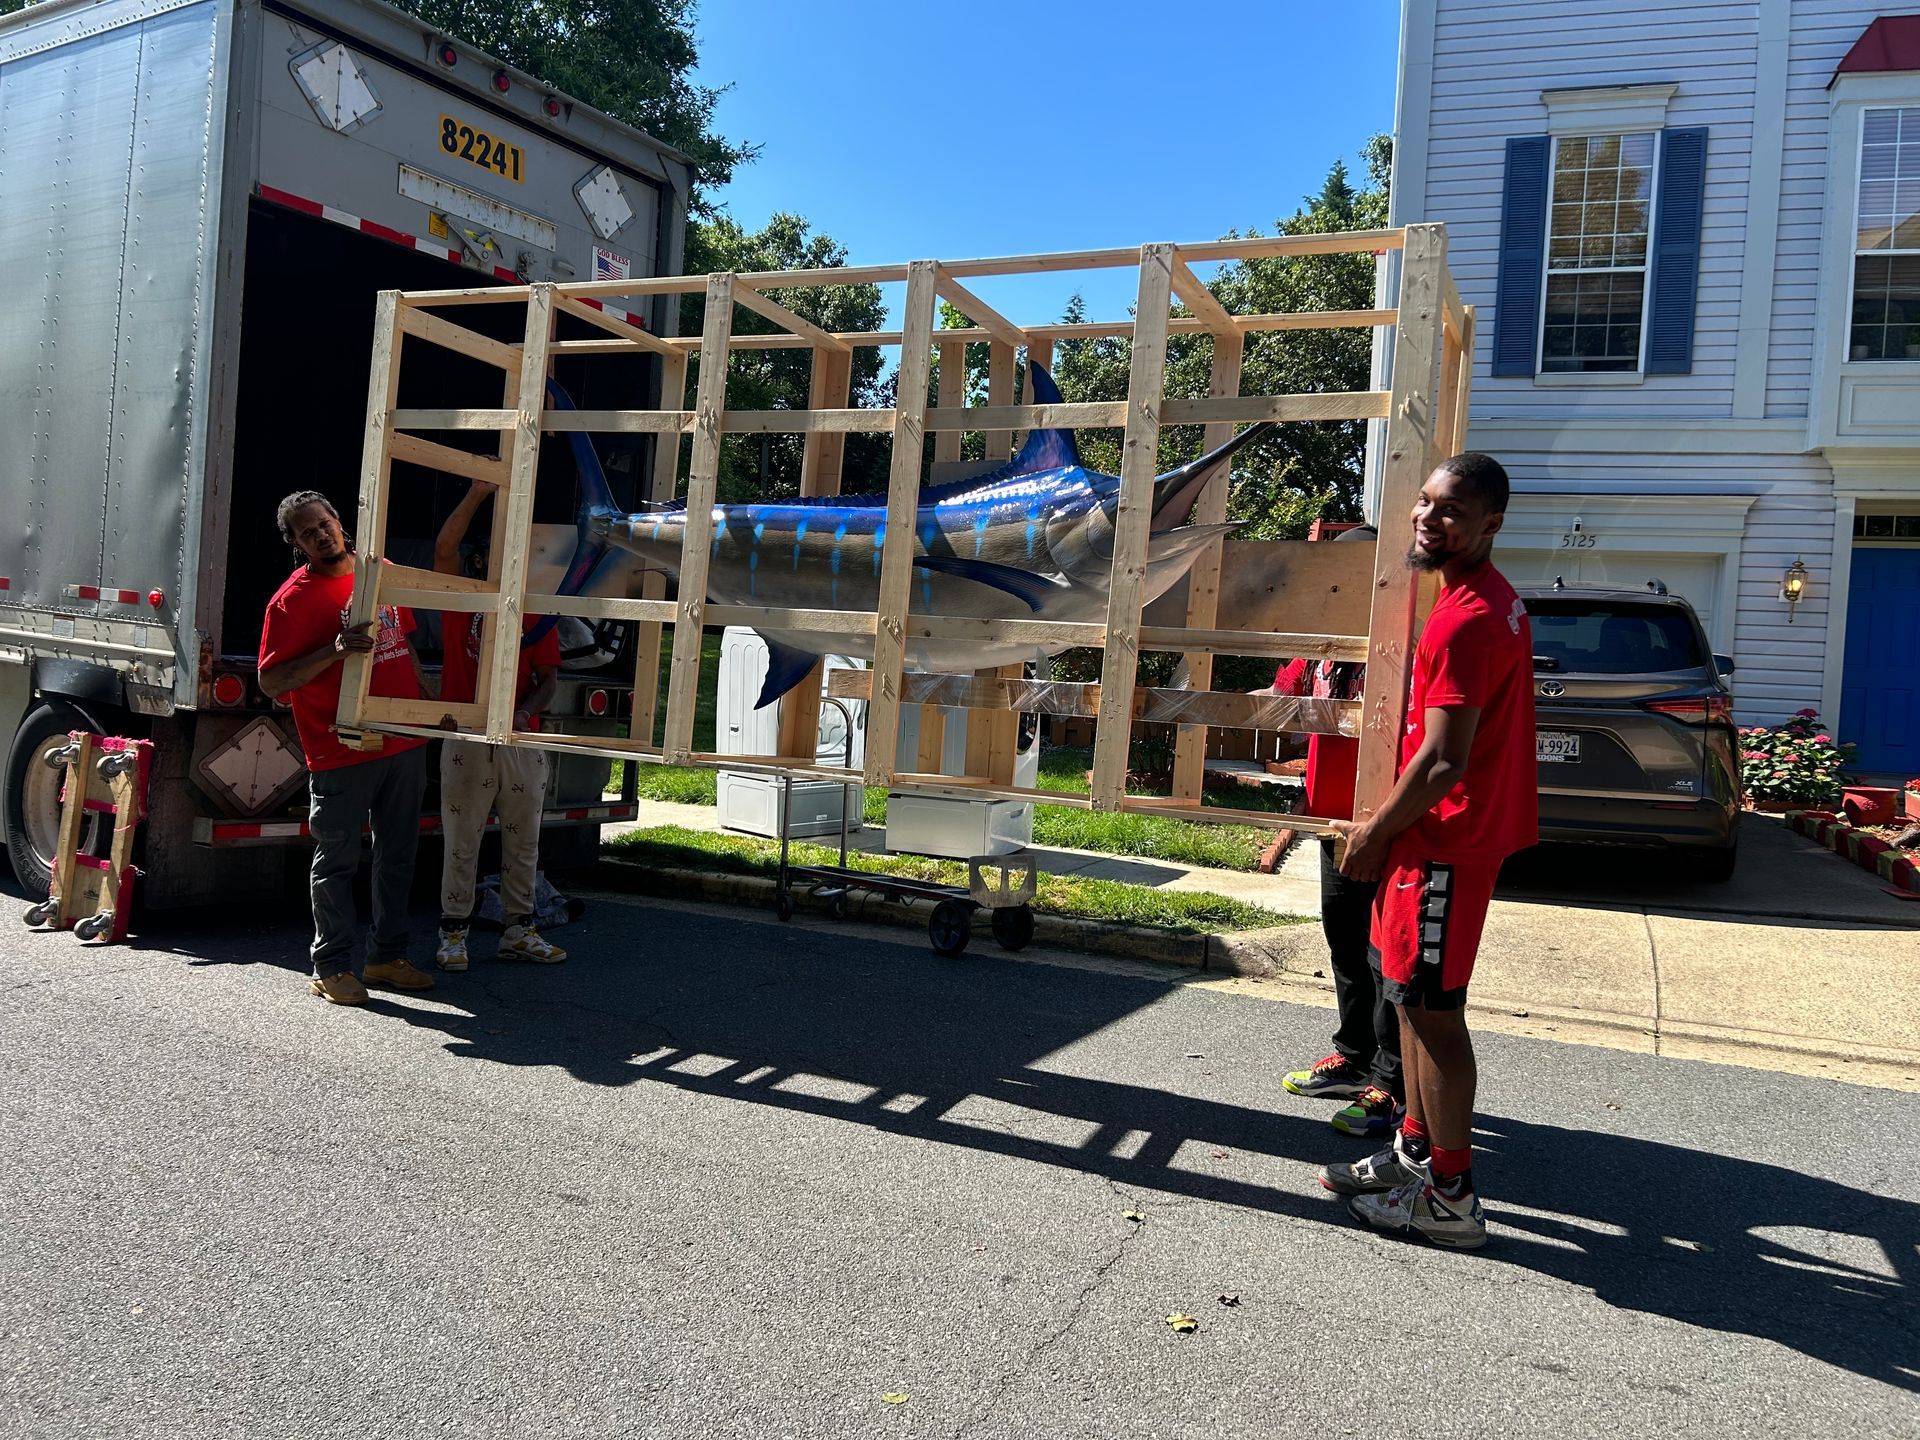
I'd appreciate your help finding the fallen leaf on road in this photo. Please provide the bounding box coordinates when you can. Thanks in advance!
[1166,1313,1198,1333]
[882,1393,910,1405]
[1509,1009,1529,1018]
[1604,1102,1622,1111]
[1122,1209,1145,1222]
[1217,1293,1240,1307]
[1184,1052,1204,1059]
[1211,1149,1229,1160]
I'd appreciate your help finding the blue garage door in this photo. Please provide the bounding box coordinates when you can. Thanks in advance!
[1840,546,1920,774]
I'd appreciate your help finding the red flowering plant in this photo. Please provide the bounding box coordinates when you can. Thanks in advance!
[1738,709,1856,807]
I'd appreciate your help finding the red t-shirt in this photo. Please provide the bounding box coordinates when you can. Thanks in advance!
[1273,656,1363,822]
[439,613,562,731]
[1397,562,1537,863]
[258,565,424,772]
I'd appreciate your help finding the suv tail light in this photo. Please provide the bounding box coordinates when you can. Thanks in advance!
[1642,696,1732,726]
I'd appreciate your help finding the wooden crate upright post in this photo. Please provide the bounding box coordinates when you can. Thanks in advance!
[775,343,854,761]
[1089,244,1175,809]
[662,273,737,763]
[1353,224,1447,822]
[630,347,690,748]
[484,284,556,742]
[337,290,405,732]
[860,259,938,788]
[934,340,964,465]
[1170,325,1246,802]
[983,340,1016,462]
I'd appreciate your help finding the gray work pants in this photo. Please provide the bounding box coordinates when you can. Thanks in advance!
[307,746,427,978]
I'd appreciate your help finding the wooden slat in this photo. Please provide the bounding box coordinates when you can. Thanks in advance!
[662,274,735,762]
[336,291,404,733]
[916,704,947,772]
[1354,223,1446,821]
[392,408,518,431]
[1170,258,1236,336]
[540,409,694,434]
[663,309,1399,352]
[731,281,852,352]
[934,340,964,464]
[1022,333,1053,450]
[482,284,556,742]
[860,260,938,788]
[723,409,897,434]
[388,432,510,486]
[1175,229,1405,262]
[356,696,487,730]
[1089,244,1175,809]
[925,400,1125,431]
[631,347,689,750]
[984,340,1015,462]
[1121,798,1336,835]
[1450,306,1476,457]
[553,293,678,357]
[1160,392,1389,424]
[933,266,1026,348]
[1171,327,1246,802]
[397,304,520,372]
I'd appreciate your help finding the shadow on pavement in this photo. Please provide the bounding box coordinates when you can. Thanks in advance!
[376,897,1918,1394]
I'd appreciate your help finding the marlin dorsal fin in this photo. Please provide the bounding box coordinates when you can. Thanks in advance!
[1004,364,1081,475]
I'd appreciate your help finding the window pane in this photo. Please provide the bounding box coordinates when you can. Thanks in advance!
[1864,109,1900,146]
[1547,132,1655,274]
[1851,254,1920,360]
[1541,271,1645,371]
[1619,132,1655,167]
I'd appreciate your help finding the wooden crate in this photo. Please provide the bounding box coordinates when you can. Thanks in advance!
[336,226,1475,839]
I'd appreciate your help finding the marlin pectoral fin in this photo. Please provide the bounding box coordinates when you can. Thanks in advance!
[1003,364,1081,476]
[754,633,823,710]
[1150,421,1275,530]
[912,554,1055,612]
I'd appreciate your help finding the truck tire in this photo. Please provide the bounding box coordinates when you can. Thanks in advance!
[5,701,109,899]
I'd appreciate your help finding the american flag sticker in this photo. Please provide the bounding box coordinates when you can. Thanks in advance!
[593,247,629,281]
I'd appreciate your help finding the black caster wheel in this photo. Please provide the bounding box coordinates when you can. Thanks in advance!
[990,904,1035,952]
[774,891,795,923]
[828,891,851,921]
[928,899,972,957]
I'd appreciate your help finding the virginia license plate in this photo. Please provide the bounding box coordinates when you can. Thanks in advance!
[1537,731,1581,763]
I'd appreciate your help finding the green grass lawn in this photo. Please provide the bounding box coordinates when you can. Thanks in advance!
[604,824,1296,934]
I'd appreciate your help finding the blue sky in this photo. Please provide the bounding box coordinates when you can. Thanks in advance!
[690,1,1403,330]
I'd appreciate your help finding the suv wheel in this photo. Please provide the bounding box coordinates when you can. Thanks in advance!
[1693,843,1738,884]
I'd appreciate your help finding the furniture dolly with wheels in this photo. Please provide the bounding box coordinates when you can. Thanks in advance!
[771,699,1039,957]
[22,733,152,943]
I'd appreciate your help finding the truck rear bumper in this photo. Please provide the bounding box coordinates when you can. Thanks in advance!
[194,801,635,847]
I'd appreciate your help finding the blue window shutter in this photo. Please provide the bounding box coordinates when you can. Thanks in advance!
[1492,135,1551,378]
[1646,127,1708,375]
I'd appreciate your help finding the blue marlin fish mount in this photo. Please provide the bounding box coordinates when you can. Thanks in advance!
[546,366,1271,710]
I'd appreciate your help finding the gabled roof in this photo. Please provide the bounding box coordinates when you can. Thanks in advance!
[1833,14,1920,85]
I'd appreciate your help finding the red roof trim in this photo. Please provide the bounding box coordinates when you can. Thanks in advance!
[1833,15,1920,85]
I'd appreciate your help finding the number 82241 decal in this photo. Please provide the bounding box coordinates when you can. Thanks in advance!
[438,115,524,184]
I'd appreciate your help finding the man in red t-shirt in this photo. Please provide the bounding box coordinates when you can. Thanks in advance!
[258,491,437,1006]
[431,479,566,971]
[1319,454,1536,1250]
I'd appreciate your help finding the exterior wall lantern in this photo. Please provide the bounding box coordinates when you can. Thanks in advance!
[1780,557,1809,621]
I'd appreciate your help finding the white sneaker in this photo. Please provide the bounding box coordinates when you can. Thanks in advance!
[1348,1177,1486,1249]
[500,924,566,964]
[435,927,470,972]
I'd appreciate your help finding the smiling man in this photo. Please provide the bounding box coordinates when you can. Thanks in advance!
[258,491,436,1007]
[1319,453,1536,1249]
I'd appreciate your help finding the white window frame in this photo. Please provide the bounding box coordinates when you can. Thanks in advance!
[1534,130,1663,379]
[1846,104,1920,363]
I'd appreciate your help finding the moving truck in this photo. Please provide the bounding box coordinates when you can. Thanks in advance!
[0,0,689,902]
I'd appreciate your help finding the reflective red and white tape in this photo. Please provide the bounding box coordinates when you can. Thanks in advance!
[63,584,144,605]
[257,185,647,330]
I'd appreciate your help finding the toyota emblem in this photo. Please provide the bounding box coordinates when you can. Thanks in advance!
[1539,680,1566,698]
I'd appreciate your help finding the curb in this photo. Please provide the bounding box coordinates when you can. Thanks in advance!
[1786,810,1920,894]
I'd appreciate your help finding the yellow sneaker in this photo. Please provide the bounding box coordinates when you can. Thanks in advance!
[310,972,369,1006]
[499,924,566,964]
[362,957,435,992]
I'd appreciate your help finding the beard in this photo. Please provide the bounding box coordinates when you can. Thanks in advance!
[1406,543,1446,573]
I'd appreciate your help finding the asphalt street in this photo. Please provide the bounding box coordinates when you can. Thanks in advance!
[2,885,1915,1439]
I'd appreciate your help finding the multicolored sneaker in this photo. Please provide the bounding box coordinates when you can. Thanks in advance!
[435,926,470,972]
[500,924,566,964]
[1348,1177,1487,1249]
[1281,1053,1370,1100]
[1318,1141,1423,1196]
[1331,1086,1402,1138]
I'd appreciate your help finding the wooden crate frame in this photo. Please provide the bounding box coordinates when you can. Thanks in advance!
[337,225,1474,838]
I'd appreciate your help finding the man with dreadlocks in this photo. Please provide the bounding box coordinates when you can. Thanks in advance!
[258,491,437,1006]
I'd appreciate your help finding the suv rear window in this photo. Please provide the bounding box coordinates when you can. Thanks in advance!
[1525,600,1705,675]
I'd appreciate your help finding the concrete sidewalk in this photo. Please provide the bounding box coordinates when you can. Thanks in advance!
[602,801,1920,1090]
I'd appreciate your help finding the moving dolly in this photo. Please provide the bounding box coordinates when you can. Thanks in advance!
[22,733,152,943]
[770,700,1038,957]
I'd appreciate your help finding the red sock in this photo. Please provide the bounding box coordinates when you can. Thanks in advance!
[1431,1144,1473,1185]
[1401,1116,1430,1146]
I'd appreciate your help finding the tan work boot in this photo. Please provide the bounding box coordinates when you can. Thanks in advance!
[363,957,435,992]
[310,972,369,1006]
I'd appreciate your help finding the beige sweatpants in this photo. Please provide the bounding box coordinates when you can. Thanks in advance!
[439,738,548,926]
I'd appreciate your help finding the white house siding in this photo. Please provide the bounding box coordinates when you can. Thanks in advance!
[1425,0,1760,418]
[1486,451,1837,725]
[1765,0,1889,418]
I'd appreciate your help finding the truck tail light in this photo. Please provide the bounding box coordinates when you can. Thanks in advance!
[437,41,457,67]
[1642,696,1732,726]
[586,689,609,717]
[211,674,247,708]
[492,69,510,93]
[543,96,561,118]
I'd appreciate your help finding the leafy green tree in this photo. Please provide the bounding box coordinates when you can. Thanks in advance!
[1053,136,1391,538]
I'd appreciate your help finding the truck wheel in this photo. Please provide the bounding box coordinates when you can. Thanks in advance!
[5,703,108,899]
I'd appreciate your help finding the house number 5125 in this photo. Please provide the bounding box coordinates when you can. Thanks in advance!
[1559,533,1597,549]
